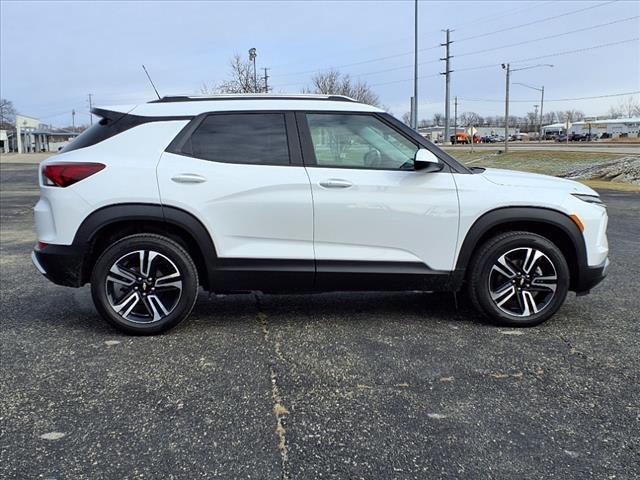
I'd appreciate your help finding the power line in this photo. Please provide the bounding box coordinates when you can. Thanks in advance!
[449,1,552,30]
[458,91,640,103]
[324,17,638,81]
[272,10,635,87]
[509,37,638,65]
[270,1,553,73]
[273,43,440,80]
[368,38,639,87]
[455,16,639,58]
[274,0,619,82]
[455,0,618,43]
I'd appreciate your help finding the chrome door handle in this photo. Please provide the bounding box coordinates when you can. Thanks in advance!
[319,179,353,189]
[171,173,206,184]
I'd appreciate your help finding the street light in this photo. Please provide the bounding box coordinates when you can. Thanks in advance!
[248,48,258,93]
[513,82,545,143]
[501,63,553,153]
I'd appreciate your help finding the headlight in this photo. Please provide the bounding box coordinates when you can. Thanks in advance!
[572,193,605,206]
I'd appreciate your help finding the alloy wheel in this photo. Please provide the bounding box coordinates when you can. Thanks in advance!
[105,250,183,324]
[488,247,558,317]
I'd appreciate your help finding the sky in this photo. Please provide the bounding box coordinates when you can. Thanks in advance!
[1,0,639,127]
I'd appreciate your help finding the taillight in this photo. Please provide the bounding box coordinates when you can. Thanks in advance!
[42,163,105,187]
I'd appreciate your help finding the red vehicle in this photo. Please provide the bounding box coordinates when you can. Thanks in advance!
[450,132,481,144]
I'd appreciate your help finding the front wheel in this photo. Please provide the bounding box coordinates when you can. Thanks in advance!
[467,231,570,327]
[91,234,199,335]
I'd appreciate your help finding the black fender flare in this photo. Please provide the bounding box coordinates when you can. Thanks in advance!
[455,207,588,286]
[73,203,217,285]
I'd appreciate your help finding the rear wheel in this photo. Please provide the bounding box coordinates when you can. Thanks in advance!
[91,234,199,335]
[468,231,570,327]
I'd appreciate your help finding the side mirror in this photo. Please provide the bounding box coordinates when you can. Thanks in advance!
[414,148,442,172]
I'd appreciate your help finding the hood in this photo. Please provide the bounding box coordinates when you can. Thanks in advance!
[480,168,597,195]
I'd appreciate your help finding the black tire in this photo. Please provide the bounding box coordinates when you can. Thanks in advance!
[467,231,570,327]
[90,234,199,335]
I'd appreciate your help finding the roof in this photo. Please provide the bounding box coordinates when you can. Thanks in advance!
[572,117,640,125]
[96,94,383,118]
[149,94,357,103]
[31,129,79,136]
[544,117,640,129]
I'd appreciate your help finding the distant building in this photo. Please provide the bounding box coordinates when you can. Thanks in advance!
[569,117,640,138]
[474,126,520,138]
[541,122,568,138]
[7,114,79,152]
[543,118,640,139]
[0,129,8,154]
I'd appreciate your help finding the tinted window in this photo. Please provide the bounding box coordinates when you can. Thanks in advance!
[306,114,417,170]
[61,113,127,153]
[186,113,290,165]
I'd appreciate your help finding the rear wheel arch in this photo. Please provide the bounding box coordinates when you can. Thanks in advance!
[75,203,216,289]
[456,207,587,290]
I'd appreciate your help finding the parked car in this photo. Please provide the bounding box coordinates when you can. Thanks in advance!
[556,134,569,142]
[32,94,609,334]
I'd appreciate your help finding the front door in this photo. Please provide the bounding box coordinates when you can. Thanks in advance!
[299,112,459,289]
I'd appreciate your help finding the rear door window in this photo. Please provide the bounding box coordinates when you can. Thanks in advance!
[183,113,290,166]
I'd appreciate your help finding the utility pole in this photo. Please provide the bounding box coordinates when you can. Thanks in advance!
[412,0,418,129]
[514,82,547,144]
[248,48,258,93]
[441,28,453,144]
[72,109,76,129]
[539,86,545,143]
[453,96,458,144]
[506,64,553,151]
[502,63,510,153]
[88,93,93,125]
[533,104,539,139]
[262,67,270,93]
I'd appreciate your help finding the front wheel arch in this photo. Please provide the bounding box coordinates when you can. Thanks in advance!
[456,207,586,291]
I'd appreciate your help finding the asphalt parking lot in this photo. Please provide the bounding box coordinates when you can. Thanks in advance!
[1,161,639,479]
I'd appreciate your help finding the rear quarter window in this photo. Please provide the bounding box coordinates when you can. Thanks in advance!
[61,109,192,153]
[60,111,131,153]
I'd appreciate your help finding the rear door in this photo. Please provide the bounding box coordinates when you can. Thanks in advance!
[157,111,314,290]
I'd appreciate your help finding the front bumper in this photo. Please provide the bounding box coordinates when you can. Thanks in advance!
[31,244,86,287]
[575,257,609,296]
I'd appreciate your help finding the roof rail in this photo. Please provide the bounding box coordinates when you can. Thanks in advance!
[148,94,357,104]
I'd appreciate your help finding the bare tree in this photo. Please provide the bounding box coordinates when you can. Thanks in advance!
[541,111,557,125]
[305,69,380,106]
[560,110,585,122]
[607,105,624,119]
[460,111,481,127]
[0,98,16,128]
[432,113,444,126]
[484,115,496,126]
[401,111,412,125]
[202,54,260,94]
[618,96,640,118]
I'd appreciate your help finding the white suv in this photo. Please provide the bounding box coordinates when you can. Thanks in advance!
[32,94,609,334]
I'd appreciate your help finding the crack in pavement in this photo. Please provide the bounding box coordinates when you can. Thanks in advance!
[255,293,291,480]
